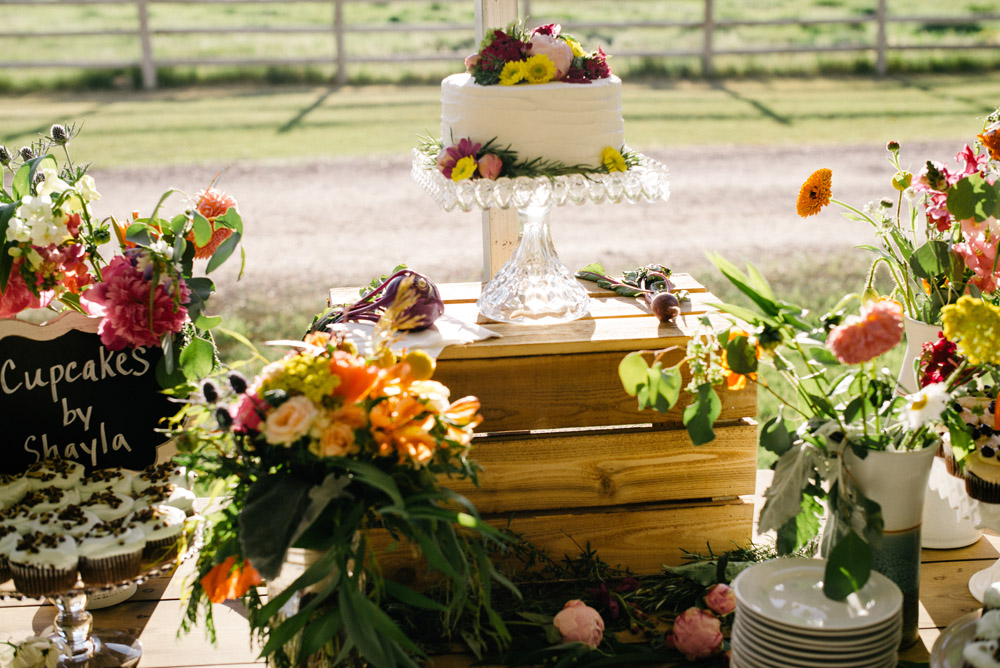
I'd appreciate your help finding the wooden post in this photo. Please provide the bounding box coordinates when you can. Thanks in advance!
[137,0,157,90]
[475,0,520,280]
[702,0,714,78]
[334,0,347,85]
[875,0,888,77]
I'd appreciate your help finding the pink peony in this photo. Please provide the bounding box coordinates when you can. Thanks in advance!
[0,259,53,318]
[668,608,723,662]
[552,599,604,648]
[826,299,904,365]
[704,583,736,616]
[464,53,480,71]
[80,251,191,350]
[477,153,503,180]
[528,34,573,79]
[531,23,561,37]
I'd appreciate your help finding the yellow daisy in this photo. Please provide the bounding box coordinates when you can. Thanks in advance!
[498,61,526,86]
[796,168,833,218]
[565,36,586,58]
[523,54,557,84]
[601,146,627,173]
[451,155,478,182]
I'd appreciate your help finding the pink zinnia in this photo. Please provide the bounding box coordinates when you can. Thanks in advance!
[0,259,53,318]
[826,299,904,364]
[81,251,191,350]
[437,138,481,179]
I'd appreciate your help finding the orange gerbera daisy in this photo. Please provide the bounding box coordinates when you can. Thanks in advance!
[796,168,833,218]
[719,330,761,391]
[189,187,237,259]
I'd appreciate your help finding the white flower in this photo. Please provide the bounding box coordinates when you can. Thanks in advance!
[16,195,67,247]
[149,237,174,260]
[904,382,950,430]
[10,637,63,668]
[0,640,16,667]
[5,216,31,244]
[74,175,101,203]
[34,168,71,200]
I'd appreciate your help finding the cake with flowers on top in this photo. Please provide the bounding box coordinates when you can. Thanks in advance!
[436,22,628,180]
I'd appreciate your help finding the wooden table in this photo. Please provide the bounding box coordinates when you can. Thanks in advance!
[0,471,991,666]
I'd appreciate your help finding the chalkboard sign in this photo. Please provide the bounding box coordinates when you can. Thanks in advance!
[0,312,175,475]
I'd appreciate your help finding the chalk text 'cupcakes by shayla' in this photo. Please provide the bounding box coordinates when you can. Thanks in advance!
[9,532,79,597]
[77,521,146,587]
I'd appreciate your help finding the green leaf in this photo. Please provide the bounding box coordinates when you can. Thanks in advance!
[709,300,779,328]
[298,607,342,658]
[682,384,721,445]
[724,334,758,375]
[191,211,212,247]
[287,473,352,548]
[125,222,154,246]
[760,412,792,456]
[618,352,649,397]
[178,335,215,381]
[650,364,682,412]
[194,313,223,330]
[11,155,56,199]
[577,262,606,276]
[238,476,312,580]
[947,173,1000,222]
[759,442,822,534]
[214,207,243,234]
[168,213,188,235]
[0,203,16,291]
[707,252,781,318]
[383,579,448,612]
[339,582,393,668]
[909,240,962,281]
[843,395,875,424]
[206,231,241,274]
[154,345,186,389]
[809,346,841,366]
[823,529,872,601]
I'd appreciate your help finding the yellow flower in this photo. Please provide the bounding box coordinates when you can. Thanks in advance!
[565,36,586,58]
[499,61,526,86]
[450,155,478,182]
[796,168,833,217]
[601,146,627,173]
[941,296,1000,366]
[523,54,556,84]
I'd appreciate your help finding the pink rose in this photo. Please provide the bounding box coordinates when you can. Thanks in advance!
[263,395,318,446]
[552,599,604,648]
[668,608,723,662]
[230,390,268,433]
[464,53,480,71]
[704,583,736,616]
[477,153,503,180]
[528,34,573,79]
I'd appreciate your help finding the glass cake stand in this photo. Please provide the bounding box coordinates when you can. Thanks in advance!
[411,148,670,324]
[1,526,200,667]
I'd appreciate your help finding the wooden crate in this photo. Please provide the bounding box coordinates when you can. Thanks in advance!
[330,275,757,576]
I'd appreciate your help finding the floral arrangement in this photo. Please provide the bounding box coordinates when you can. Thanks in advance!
[172,324,515,667]
[0,125,244,386]
[466,22,611,87]
[420,136,638,182]
[795,111,1000,325]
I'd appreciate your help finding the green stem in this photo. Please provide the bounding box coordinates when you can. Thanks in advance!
[756,377,810,420]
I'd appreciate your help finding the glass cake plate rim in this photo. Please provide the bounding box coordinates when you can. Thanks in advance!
[411,146,671,212]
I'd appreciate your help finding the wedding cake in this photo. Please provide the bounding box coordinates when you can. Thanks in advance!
[434,22,628,177]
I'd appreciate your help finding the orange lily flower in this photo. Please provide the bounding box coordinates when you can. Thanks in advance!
[331,350,380,404]
[200,556,262,604]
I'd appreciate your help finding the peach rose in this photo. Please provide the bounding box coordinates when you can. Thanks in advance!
[528,34,573,79]
[667,608,723,662]
[464,53,480,71]
[477,153,503,180]
[704,583,736,616]
[311,421,357,457]
[263,396,318,445]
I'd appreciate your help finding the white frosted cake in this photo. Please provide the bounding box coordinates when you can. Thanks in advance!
[440,73,624,169]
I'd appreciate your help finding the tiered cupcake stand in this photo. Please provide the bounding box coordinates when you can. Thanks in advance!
[2,530,199,667]
[930,470,1000,601]
[411,148,671,324]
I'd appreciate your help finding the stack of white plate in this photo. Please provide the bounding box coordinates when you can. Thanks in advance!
[730,558,903,668]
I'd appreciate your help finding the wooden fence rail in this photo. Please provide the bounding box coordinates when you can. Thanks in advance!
[1,0,998,89]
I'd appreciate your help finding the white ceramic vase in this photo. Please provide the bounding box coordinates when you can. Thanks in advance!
[897,316,941,395]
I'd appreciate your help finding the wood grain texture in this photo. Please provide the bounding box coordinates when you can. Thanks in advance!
[451,421,758,512]
[436,348,755,431]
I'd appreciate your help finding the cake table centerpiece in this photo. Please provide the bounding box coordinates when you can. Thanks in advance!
[412,20,670,324]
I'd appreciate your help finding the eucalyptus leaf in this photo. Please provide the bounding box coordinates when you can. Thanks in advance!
[214,207,243,234]
[823,529,872,600]
[759,442,822,535]
[206,230,241,274]
[192,211,212,246]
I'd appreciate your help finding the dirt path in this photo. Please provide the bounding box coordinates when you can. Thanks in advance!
[89,140,963,317]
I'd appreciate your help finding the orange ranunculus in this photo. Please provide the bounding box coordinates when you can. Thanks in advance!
[331,350,380,404]
[443,396,483,428]
[200,556,262,604]
[188,188,237,259]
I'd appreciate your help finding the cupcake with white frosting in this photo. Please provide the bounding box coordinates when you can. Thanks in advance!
[78,468,134,497]
[0,524,21,582]
[132,483,195,515]
[0,474,29,509]
[9,532,79,596]
[18,487,80,514]
[79,490,134,522]
[132,462,193,494]
[0,505,36,533]
[29,506,101,540]
[125,505,186,559]
[77,521,146,586]
[23,459,84,491]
